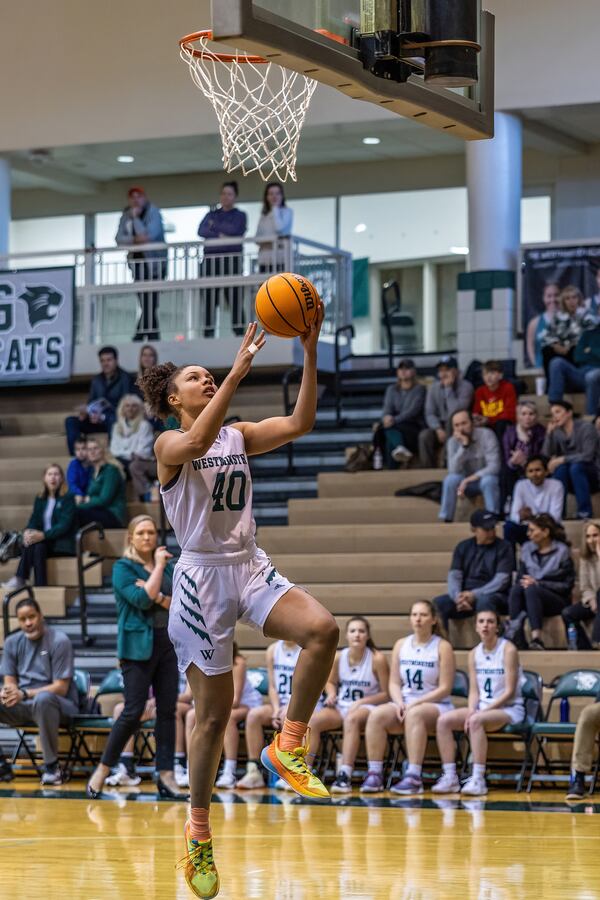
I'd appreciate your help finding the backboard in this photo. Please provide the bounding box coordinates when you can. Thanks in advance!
[210,0,494,140]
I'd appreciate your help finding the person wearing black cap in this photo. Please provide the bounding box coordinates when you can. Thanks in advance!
[116,187,167,341]
[372,358,426,468]
[419,356,474,468]
[434,510,513,633]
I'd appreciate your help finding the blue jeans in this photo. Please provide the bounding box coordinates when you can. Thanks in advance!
[553,461,599,518]
[548,357,600,415]
[439,473,500,522]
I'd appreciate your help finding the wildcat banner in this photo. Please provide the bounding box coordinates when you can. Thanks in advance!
[0,266,74,383]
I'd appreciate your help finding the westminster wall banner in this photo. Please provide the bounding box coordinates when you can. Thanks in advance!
[0,266,75,383]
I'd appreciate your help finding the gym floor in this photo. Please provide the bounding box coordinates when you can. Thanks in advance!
[1,781,599,899]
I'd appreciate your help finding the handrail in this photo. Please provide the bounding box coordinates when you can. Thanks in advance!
[334,324,355,426]
[381,280,400,372]
[2,585,35,640]
[76,521,105,647]
[282,366,302,474]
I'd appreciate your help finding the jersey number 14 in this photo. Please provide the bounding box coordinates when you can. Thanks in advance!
[211,471,247,512]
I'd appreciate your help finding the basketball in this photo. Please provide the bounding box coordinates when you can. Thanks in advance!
[255,272,320,338]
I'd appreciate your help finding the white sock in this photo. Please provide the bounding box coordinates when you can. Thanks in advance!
[339,764,353,778]
[369,761,383,775]
[442,763,457,777]
[223,759,236,776]
[247,761,259,774]
[472,764,486,779]
[407,763,422,777]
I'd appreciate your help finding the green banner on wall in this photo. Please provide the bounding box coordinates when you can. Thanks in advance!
[353,257,369,318]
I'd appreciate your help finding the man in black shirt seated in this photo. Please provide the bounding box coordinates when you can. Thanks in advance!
[434,510,514,633]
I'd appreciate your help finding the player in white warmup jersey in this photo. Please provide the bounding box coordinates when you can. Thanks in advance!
[303,617,389,791]
[361,601,455,795]
[236,639,300,789]
[139,316,338,899]
[433,607,525,797]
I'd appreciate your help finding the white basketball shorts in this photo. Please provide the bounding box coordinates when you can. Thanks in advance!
[168,546,294,677]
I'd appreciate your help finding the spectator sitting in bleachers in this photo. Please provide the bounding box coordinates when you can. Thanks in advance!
[501,400,546,507]
[439,409,501,522]
[562,520,600,650]
[2,464,77,592]
[435,510,513,633]
[504,513,575,651]
[503,456,565,546]
[545,286,600,412]
[542,401,600,520]
[303,617,389,792]
[66,438,90,503]
[109,394,155,486]
[76,439,127,529]
[565,684,600,800]
[472,359,517,443]
[64,346,135,454]
[372,358,426,468]
[0,596,79,785]
[418,355,474,468]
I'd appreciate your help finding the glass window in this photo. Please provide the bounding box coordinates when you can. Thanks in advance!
[9,215,85,267]
[521,195,551,244]
[377,265,424,354]
[436,260,465,350]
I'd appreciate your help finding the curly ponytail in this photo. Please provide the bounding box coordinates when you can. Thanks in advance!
[136,362,183,421]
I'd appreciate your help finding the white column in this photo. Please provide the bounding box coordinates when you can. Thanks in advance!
[422,261,437,353]
[0,159,10,256]
[466,112,522,271]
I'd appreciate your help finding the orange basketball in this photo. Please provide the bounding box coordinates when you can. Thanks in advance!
[255,272,320,338]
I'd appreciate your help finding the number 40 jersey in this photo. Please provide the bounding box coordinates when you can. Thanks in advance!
[161,426,256,559]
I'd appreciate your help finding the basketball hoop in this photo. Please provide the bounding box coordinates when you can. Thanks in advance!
[179,31,317,183]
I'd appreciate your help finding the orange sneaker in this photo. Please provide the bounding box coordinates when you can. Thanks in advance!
[260,731,330,800]
[178,821,220,898]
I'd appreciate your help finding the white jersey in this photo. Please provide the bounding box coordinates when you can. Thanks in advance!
[337,647,380,712]
[272,641,300,707]
[399,634,449,705]
[161,426,256,560]
[474,638,524,711]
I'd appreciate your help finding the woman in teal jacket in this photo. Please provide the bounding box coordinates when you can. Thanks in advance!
[2,464,76,590]
[86,515,183,799]
[77,437,127,528]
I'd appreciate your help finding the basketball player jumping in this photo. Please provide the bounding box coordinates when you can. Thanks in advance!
[139,310,338,899]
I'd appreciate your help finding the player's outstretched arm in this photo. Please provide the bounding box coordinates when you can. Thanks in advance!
[156,323,266,466]
[234,302,324,456]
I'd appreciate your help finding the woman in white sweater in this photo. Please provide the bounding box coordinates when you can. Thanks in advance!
[110,394,156,498]
[562,520,600,649]
[255,182,293,272]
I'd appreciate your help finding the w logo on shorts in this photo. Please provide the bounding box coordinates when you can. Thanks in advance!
[179,573,214,648]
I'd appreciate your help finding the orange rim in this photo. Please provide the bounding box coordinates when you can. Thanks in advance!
[179,30,268,64]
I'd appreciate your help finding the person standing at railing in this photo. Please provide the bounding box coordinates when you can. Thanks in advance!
[197,181,247,338]
[115,186,166,342]
[255,181,294,274]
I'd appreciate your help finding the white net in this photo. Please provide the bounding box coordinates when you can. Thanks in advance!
[180,33,317,183]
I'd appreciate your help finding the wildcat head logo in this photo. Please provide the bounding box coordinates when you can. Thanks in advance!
[574,672,598,692]
[19,286,63,327]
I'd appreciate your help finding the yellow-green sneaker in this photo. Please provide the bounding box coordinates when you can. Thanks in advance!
[179,821,220,898]
[260,731,330,800]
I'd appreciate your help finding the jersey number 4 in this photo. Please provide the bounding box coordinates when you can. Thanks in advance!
[211,470,247,512]
[483,677,493,700]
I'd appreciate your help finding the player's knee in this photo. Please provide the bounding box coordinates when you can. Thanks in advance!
[469,713,484,731]
[196,708,231,736]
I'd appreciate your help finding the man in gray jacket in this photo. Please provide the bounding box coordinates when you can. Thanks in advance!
[542,400,600,518]
[440,408,501,521]
[419,356,474,467]
[372,358,426,467]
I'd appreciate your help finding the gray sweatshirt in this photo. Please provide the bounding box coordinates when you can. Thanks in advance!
[382,382,426,427]
[542,420,600,480]
[446,426,501,478]
[425,376,474,429]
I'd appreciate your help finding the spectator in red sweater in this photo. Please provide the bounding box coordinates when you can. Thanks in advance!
[473,360,517,443]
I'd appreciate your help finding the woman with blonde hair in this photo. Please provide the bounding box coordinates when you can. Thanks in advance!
[2,464,76,591]
[86,515,183,799]
[562,520,600,649]
[110,394,155,473]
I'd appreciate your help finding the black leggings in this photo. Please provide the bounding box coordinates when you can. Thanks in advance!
[101,628,179,771]
[17,542,71,587]
[77,507,123,529]
[509,583,568,632]
[562,595,600,649]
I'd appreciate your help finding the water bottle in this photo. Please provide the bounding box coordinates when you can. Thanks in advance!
[373,448,383,471]
[567,624,578,652]
[560,698,570,723]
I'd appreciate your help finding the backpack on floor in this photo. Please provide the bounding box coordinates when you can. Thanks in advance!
[0,531,23,564]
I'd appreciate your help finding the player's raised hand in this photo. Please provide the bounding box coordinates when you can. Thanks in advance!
[300,301,324,356]
[231,322,266,381]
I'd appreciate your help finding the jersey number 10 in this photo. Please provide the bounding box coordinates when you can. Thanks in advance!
[212,470,247,512]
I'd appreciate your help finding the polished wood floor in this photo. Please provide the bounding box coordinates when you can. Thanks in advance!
[1,780,599,899]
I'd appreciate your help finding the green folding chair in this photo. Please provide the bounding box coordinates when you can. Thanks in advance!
[527,669,600,791]
[68,668,125,773]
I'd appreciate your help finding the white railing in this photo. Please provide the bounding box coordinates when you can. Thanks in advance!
[0,234,352,348]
